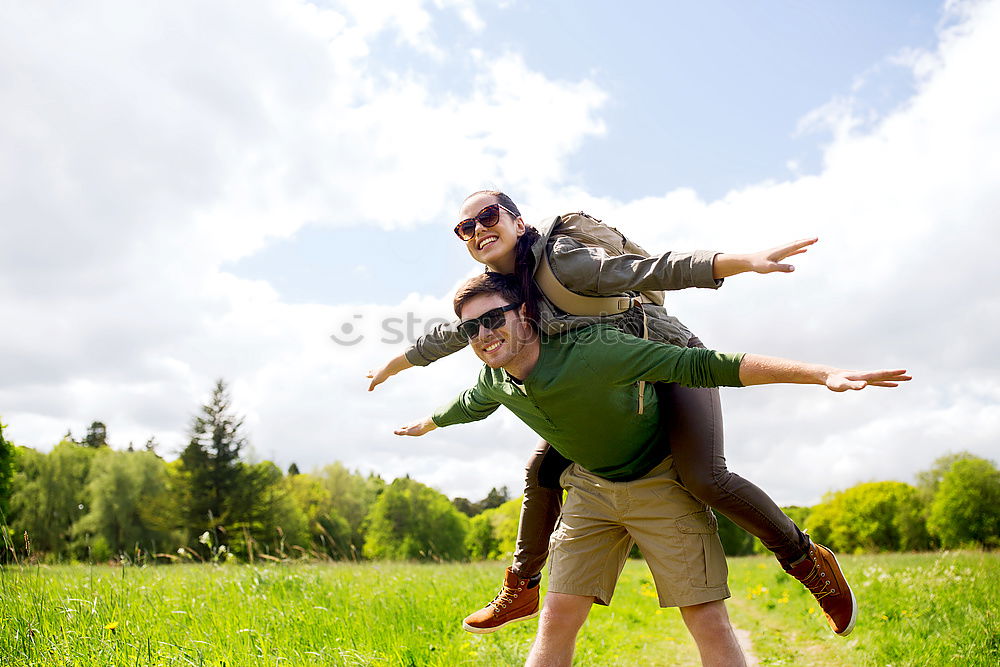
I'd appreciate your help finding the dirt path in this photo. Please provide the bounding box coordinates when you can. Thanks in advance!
[733,626,761,667]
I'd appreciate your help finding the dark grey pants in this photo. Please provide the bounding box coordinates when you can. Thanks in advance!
[510,343,810,578]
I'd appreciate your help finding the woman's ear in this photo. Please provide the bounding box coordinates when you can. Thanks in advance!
[514,217,526,237]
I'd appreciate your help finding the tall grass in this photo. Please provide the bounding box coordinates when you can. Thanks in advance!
[726,550,1000,666]
[1,551,996,665]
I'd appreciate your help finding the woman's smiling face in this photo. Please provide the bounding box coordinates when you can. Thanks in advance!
[460,192,525,272]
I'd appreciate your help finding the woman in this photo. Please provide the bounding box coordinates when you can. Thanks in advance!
[367,190,853,636]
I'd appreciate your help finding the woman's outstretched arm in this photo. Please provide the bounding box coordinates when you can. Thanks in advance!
[711,237,818,279]
[368,318,470,390]
[367,353,414,391]
[549,236,818,295]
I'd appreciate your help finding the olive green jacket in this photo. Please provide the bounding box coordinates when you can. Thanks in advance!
[404,215,722,366]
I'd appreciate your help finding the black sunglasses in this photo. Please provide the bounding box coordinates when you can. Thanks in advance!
[457,303,521,339]
[454,203,519,242]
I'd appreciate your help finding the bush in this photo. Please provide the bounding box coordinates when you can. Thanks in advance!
[363,477,469,561]
[807,481,930,553]
[927,457,1000,549]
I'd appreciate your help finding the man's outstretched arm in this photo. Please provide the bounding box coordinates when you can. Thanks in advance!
[394,417,437,437]
[738,354,911,391]
[580,327,911,392]
[395,382,501,437]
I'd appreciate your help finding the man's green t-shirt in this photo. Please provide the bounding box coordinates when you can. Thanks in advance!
[432,325,744,481]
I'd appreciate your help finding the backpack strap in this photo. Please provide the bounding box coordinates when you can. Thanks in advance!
[533,241,650,414]
[534,250,634,316]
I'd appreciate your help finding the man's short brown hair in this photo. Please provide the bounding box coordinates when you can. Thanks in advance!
[453,272,523,318]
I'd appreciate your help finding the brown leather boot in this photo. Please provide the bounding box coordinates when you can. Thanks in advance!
[783,541,857,636]
[462,567,541,634]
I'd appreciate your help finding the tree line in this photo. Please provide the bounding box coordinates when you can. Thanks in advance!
[714,451,1000,556]
[1,382,997,564]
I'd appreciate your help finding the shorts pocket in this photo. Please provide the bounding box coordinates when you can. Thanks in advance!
[675,510,727,589]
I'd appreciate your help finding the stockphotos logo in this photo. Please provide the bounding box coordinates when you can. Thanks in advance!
[329,312,453,346]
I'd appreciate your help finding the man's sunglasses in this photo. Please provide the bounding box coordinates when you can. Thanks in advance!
[454,203,519,242]
[457,303,521,340]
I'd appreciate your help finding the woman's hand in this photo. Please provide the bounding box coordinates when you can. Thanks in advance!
[367,354,415,391]
[713,237,818,279]
[394,418,438,437]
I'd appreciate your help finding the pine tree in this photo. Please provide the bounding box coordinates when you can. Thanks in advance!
[83,421,108,448]
[179,380,247,537]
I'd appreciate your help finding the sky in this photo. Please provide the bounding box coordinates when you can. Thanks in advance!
[2,0,998,505]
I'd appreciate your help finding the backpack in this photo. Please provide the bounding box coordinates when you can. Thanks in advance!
[534,212,665,317]
[533,212,661,414]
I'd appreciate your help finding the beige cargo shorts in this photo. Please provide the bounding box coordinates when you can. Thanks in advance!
[548,455,730,607]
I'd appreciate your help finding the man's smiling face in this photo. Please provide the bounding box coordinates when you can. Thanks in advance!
[458,292,533,369]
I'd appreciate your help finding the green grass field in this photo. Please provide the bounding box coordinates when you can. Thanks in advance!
[2,551,997,666]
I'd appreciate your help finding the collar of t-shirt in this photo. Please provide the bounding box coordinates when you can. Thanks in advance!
[505,370,525,386]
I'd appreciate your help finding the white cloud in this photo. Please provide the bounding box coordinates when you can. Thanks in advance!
[523,0,1000,502]
[3,0,1000,507]
[0,0,604,496]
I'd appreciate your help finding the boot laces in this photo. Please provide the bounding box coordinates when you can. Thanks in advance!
[489,583,523,609]
[798,557,835,600]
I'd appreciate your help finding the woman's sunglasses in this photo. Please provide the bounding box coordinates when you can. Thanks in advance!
[454,203,519,242]
[457,303,521,340]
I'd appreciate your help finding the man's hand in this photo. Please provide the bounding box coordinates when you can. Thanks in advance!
[740,354,912,390]
[824,368,912,392]
[394,417,438,437]
[367,353,415,391]
[713,237,818,279]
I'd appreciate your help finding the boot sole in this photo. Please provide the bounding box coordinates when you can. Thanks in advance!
[834,586,858,637]
[462,608,541,634]
[823,547,858,637]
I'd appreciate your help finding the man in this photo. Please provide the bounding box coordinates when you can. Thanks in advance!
[396,273,909,666]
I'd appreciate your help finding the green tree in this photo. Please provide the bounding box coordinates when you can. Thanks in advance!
[451,497,479,517]
[464,496,523,560]
[917,451,979,504]
[177,379,246,540]
[83,421,109,448]
[478,486,510,512]
[318,463,383,558]
[285,472,352,558]
[73,449,172,560]
[927,457,1000,549]
[486,497,522,557]
[9,441,96,558]
[808,481,930,553]
[363,477,468,561]
[0,421,14,521]
[466,513,501,560]
[227,460,310,559]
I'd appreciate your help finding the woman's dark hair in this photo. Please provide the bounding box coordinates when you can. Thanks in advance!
[514,226,541,324]
[465,190,541,323]
[466,189,521,217]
